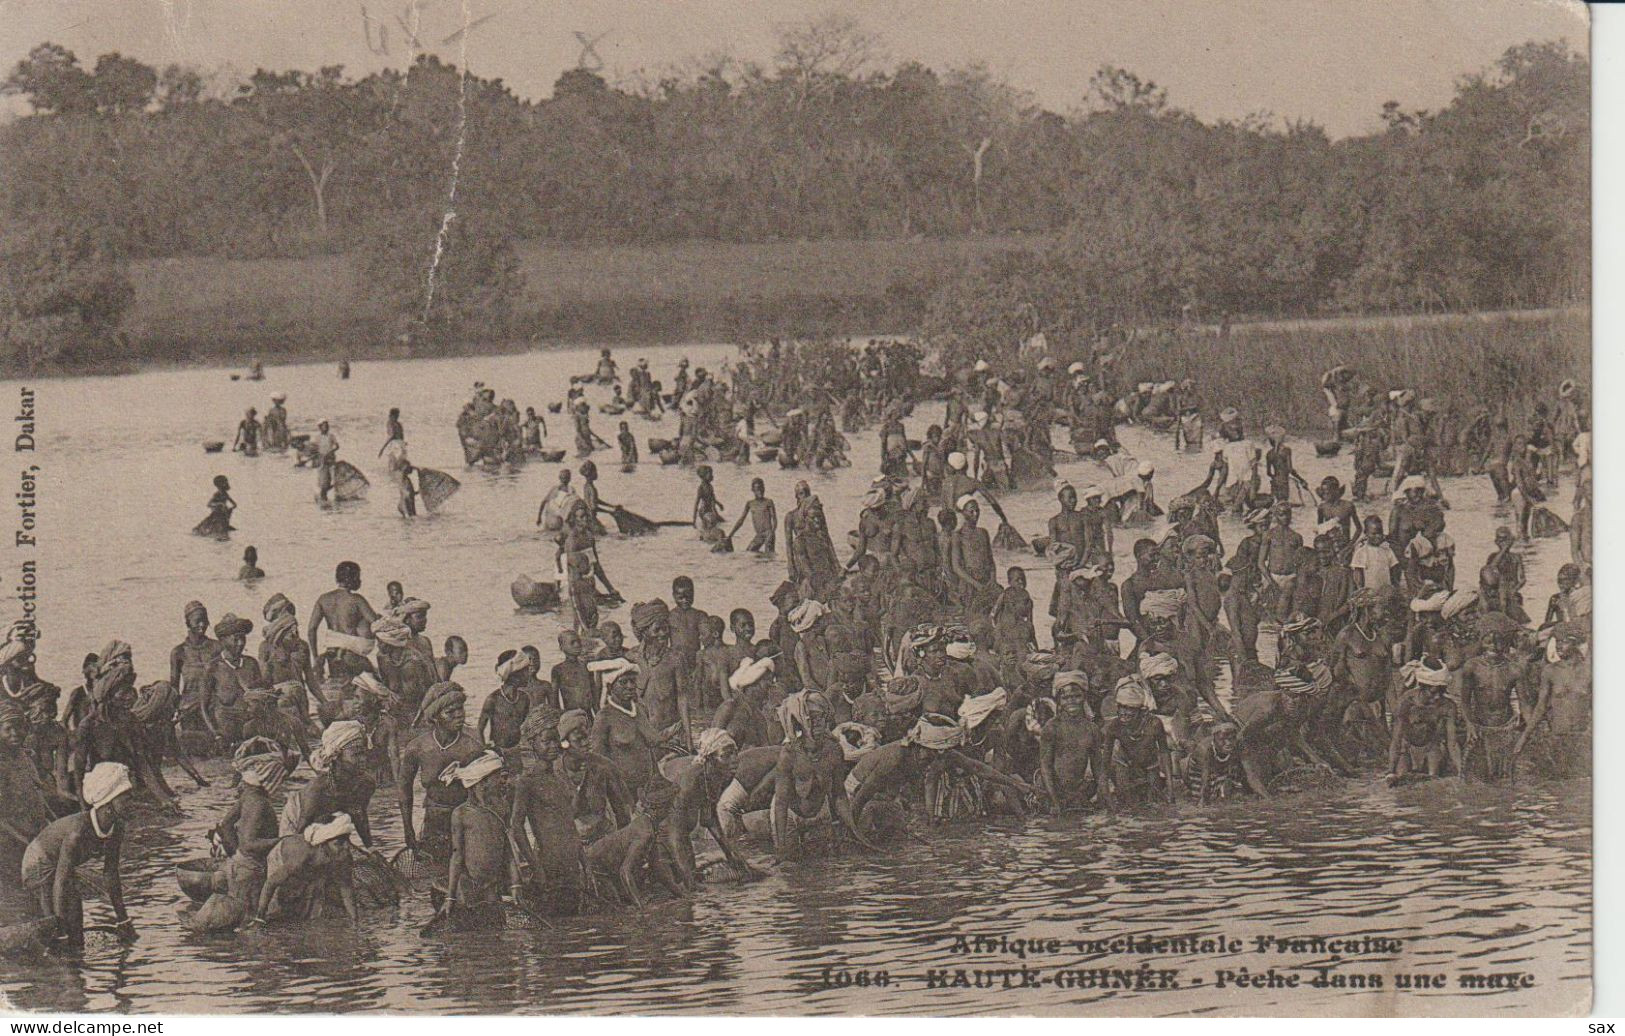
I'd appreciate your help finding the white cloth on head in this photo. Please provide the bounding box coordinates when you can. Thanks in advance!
[947,452,967,471]
[351,672,391,700]
[788,599,827,634]
[320,720,364,756]
[496,651,534,681]
[1441,590,1479,621]
[1113,677,1148,708]
[83,762,132,809]
[729,655,775,691]
[588,657,639,683]
[1139,588,1185,619]
[1053,670,1088,694]
[945,640,975,661]
[312,719,365,772]
[905,713,964,750]
[303,812,363,847]
[831,722,880,762]
[955,493,977,511]
[1138,653,1179,679]
[695,727,737,760]
[957,687,1007,731]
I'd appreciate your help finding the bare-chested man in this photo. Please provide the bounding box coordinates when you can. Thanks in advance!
[309,561,379,681]
[1457,617,1530,780]
[1388,658,1464,780]
[1038,676,1100,812]
[770,691,874,857]
[1514,622,1589,778]
[950,497,997,611]
[1097,680,1174,807]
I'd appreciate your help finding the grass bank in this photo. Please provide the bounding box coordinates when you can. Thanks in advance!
[106,235,1042,372]
[1118,307,1588,431]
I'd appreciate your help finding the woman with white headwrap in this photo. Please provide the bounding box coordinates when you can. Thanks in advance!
[1098,680,1175,808]
[438,752,517,915]
[21,762,135,947]
[848,714,1033,827]
[396,683,484,863]
[188,738,288,933]
[1039,671,1100,813]
[765,690,880,856]
[252,811,364,925]
[659,727,761,884]
[1388,656,1463,781]
[588,657,665,795]
[280,719,376,848]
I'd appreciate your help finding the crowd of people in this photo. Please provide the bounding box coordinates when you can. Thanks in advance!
[2,340,1591,951]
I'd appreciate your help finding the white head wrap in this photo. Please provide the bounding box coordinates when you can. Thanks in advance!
[1140,588,1185,620]
[957,687,1007,730]
[303,812,364,847]
[496,651,535,681]
[955,494,978,512]
[588,657,639,683]
[905,713,965,750]
[1441,590,1479,621]
[695,727,737,760]
[947,451,967,471]
[83,762,132,810]
[0,640,29,668]
[1113,678,1149,708]
[1138,652,1179,679]
[788,599,827,634]
[832,722,880,762]
[351,672,392,701]
[312,719,365,772]
[728,655,775,691]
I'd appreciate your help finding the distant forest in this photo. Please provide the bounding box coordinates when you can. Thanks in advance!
[0,20,1589,361]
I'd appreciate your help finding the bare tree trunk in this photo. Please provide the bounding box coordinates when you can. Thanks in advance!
[289,145,334,233]
[967,136,991,233]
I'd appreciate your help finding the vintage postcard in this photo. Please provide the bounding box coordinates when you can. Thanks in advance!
[0,0,1591,1017]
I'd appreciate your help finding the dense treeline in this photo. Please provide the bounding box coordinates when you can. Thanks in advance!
[0,23,1588,361]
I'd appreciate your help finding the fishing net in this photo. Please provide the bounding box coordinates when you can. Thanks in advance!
[416,467,460,511]
[511,575,561,611]
[607,507,658,536]
[1528,506,1569,539]
[332,461,369,501]
[993,522,1029,552]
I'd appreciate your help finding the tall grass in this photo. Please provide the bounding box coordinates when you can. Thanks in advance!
[1119,309,1588,432]
[111,235,1029,367]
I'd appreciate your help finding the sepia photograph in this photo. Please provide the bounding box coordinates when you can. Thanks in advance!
[0,0,1594,1017]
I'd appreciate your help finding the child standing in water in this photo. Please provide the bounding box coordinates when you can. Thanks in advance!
[194,475,237,538]
[990,565,1036,662]
[617,421,638,471]
[693,465,725,544]
[727,477,778,554]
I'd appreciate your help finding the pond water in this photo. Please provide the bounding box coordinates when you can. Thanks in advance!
[0,343,1589,1014]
